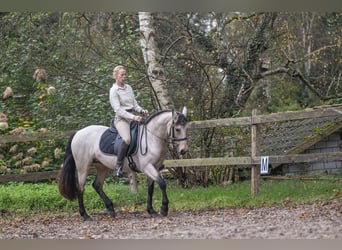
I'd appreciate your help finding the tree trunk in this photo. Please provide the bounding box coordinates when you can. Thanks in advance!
[139,12,189,186]
[245,12,275,76]
[302,12,315,76]
[139,12,174,109]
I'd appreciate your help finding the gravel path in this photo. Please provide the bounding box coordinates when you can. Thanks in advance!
[0,198,341,239]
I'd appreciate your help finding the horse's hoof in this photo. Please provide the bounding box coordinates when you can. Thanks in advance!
[160,206,168,217]
[83,216,93,221]
[108,211,116,218]
[150,212,159,218]
[149,211,159,217]
[160,211,168,217]
[147,209,159,218]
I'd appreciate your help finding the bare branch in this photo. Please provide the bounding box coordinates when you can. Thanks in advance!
[260,67,289,78]
[303,44,339,61]
[282,44,339,65]
[260,66,326,100]
[161,36,187,65]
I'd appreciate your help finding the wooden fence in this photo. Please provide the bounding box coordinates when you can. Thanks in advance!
[1,106,341,196]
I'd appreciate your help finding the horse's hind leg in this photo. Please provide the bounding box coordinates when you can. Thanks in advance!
[77,188,92,221]
[92,165,115,217]
[75,169,93,221]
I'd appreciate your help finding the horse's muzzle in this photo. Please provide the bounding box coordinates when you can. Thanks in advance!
[179,148,188,155]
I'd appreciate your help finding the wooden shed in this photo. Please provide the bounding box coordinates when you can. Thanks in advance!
[259,104,342,175]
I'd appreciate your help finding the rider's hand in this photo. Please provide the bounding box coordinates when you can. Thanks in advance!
[141,109,149,116]
[134,115,143,122]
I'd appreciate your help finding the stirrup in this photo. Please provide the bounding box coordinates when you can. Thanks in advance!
[114,166,123,177]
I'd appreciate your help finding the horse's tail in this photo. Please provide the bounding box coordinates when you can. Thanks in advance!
[58,131,78,201]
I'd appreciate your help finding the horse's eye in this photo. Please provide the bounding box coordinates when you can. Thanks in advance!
[175,128,181,132]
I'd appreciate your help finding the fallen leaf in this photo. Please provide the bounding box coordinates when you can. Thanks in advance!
[299,212,311,218]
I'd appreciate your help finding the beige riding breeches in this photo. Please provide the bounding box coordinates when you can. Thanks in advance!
[114,117,131,145]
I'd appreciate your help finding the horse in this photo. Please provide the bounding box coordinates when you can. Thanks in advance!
[58,107,189,221]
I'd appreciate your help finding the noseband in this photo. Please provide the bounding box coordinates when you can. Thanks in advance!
[170,116,188,142]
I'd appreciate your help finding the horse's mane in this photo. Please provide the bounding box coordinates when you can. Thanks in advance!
[144,109,187,125]
[144,109,171,124]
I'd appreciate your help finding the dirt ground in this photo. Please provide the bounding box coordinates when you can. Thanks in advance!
[0,198,341,239]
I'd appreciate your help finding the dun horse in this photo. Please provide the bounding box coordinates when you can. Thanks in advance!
[58,108,188,220]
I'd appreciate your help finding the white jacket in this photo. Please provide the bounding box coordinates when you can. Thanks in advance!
[109,83,143,120]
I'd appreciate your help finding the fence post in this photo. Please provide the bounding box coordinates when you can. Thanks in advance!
[251,109,260,197]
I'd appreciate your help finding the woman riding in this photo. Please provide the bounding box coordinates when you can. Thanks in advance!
[109,65,149,177]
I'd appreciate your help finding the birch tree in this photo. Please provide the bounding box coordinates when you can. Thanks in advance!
[139,12,174,109]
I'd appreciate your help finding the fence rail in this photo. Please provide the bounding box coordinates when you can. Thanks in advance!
[188,106,341,129]
[164,151,342,167]
[1,105,341,195]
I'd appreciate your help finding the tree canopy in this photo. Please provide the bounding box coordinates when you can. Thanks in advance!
[1,12,341,130]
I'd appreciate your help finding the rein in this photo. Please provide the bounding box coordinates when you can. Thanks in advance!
[139,113,187,155]
[139,120,148,155]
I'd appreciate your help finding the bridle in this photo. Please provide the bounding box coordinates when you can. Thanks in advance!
[139,112,187,155]
[169,118,188,142]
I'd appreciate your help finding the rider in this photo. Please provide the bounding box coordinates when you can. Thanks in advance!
[109,65,149,177]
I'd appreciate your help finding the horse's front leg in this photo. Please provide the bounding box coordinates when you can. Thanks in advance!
[144,164,169,217]
[147,177,158,217]
[157,176,169,216]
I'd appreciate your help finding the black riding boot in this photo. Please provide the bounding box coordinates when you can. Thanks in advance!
[114,142,129,177]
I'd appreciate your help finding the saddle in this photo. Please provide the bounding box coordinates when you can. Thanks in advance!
[99,119,139,158]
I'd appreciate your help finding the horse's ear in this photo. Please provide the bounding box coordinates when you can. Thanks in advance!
[182,106,187,118]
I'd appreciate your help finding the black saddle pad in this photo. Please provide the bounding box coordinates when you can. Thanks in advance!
[99,120,139,156]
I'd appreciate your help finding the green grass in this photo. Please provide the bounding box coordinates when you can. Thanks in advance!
[0,177,341,217]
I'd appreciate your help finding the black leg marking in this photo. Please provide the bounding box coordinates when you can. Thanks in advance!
[92,178,115,218]
[147,178,158,217]
[156,176,169,217]
[77,189,92,221]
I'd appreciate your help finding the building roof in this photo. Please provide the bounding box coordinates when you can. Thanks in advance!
[259,104,342,157]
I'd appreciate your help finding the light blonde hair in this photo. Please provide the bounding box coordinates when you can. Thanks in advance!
[113,65,126,79]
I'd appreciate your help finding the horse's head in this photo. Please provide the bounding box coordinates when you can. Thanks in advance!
[170,107,189,155]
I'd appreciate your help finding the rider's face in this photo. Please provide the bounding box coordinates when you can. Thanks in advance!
[116,69,126,85]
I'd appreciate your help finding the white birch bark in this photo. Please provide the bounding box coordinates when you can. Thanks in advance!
[139,12,174,109]
[302,12,315,76]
